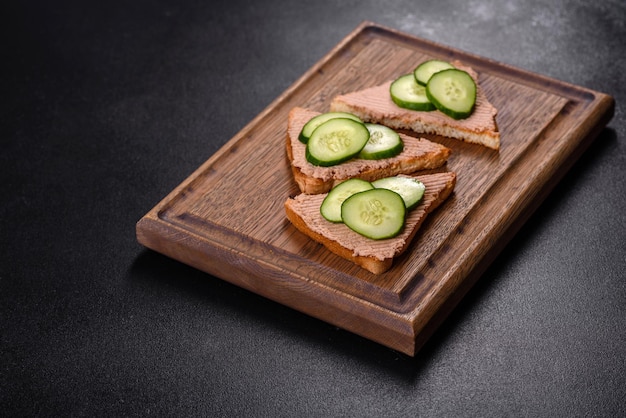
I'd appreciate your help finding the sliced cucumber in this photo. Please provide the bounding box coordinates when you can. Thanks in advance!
[426,69,476,120]
[389,74,436,112]
[306,118,370,167]
[358,124,404,160]
[341,188,406,240]
[372,176,426,211]
[413,59,454,86]
[320,179,374,223]
[298,112,363,143]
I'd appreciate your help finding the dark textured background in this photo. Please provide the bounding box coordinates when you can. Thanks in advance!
[2,0,625,416]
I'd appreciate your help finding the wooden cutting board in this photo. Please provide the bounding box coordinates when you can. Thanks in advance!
[136,22,614,356]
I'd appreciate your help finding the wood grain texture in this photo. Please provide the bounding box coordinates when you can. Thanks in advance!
[136,22,614,356]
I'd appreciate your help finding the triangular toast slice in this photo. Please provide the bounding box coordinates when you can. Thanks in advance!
[330,61,500,150]
[287,107,452,194]
[284,172,456,274]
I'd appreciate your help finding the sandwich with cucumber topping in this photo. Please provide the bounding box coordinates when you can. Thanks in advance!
[284,171,456,274]
[287,107,452,194]
[329,60,500,150]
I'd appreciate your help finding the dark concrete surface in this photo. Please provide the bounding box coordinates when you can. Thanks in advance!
[2,0,625,416]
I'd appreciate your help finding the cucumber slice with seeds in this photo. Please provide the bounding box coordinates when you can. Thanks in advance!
[320,179,374,223]
[358,124,404,160]
[426,68,476,120]
[414,59,455,86]
[299,112,363,143]
[341,188,406,240]
[372,176,426,210]
[389,74,435,111]
[305,118,370,167]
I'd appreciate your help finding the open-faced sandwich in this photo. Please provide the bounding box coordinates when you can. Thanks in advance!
[283,58,502,273]
[285,172,456,274]
[287,107,452,194]
[330,60,500,150]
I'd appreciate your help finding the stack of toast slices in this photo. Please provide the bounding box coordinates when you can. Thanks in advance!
[284,60,499,274]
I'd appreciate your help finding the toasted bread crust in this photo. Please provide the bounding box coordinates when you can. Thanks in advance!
[284,172,457,274]
[330,61,500,150]
[287,107,452,194]
[284,201,394,274]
